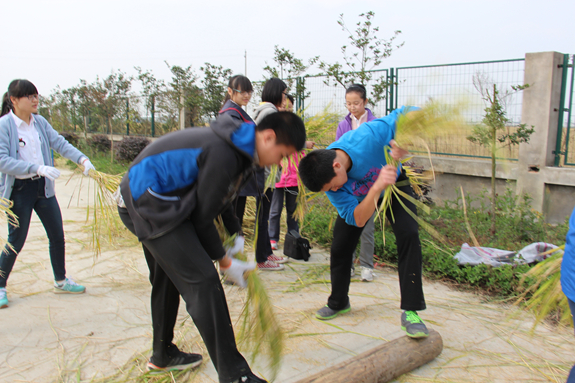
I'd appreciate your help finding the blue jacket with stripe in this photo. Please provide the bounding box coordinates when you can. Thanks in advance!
[120,114,255,259]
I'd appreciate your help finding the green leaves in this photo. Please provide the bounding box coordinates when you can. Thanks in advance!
[320,11,403,105]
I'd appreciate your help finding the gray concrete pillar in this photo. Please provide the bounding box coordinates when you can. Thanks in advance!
[516,52,565,212]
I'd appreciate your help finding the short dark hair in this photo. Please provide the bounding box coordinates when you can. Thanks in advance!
[223,75,253,103]
[256,111,306,150]
[298,149,337,192]
[346,83,367,101]
[286,94,294,105]
[261,78,287,108]
[1,79,38,117]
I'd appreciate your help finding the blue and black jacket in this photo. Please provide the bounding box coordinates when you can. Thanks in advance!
[219,100,265,197]
[120,114,255,259]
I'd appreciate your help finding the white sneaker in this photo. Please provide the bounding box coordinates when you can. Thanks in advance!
[360,267,373,282]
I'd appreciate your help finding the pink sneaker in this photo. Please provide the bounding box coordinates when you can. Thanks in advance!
[257,260,285,271]
[268,254,289,264]
[270,240,278,250]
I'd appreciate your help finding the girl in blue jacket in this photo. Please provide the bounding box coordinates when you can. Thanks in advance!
[0,79,95,309]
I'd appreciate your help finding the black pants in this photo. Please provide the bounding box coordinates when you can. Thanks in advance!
[119,208,250,383]
[255,189,274,263]
[268,186,299,242]
[232,192,273,264]
[328,175,426,312]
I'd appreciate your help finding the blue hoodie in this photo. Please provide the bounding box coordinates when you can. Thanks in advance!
[562,208,575,301]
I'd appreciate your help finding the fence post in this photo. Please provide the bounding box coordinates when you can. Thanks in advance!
[554,54,571,166]
[388,68,395,114]
[126,99,130,136]
[516,51,566,215]
[151,95,155,137]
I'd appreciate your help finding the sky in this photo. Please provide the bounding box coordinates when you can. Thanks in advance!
[2,0,574,96]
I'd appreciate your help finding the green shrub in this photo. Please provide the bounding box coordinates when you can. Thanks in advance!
[60,132,79,147]
[116,136,150,163]
[88,134,111,153]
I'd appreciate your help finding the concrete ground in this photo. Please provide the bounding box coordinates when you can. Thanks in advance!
[1,168,574,383]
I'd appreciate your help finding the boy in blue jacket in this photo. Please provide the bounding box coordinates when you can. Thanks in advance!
[118,112,306,383]
[299,106,429,338]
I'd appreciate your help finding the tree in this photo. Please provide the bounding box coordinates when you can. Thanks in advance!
[318,11,403,105]
[165,62,203,127]
[467,72,534,235]
[136,67,166,135]
[88,70,133,161]
[263,46,318,107]
[200,63,232,120]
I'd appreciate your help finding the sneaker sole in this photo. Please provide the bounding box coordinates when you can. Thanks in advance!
[53,288,86,294]
[147,359,202,373]
[401,326,429,338]
[316,306,351,320]
[0,303,7,309]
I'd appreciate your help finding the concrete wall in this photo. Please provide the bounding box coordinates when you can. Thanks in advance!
[409,51,575,224]
[411,153,575,223]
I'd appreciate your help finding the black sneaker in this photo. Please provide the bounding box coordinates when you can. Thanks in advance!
[147,351,203,373]
[234,372,268,382]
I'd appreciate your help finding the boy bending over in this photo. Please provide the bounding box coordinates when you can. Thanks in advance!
[298,106,428,338]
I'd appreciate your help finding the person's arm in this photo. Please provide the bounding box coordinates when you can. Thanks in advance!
[0,120,39,176]
[353,165,398,227]
[40,117,85,164]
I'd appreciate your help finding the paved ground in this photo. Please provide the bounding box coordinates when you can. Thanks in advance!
[1,168,573,383]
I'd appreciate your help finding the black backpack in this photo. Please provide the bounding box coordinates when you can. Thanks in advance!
[283,230,312,262]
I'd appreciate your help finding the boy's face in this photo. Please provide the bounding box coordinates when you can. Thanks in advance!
[256,129,297,166]
[320,161,348,192]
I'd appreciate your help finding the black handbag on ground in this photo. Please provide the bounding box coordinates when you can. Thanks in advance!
[283,230,312,261]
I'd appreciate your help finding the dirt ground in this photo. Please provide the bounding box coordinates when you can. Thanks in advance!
[1,168,574,383]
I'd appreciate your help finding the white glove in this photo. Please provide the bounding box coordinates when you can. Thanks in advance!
[222,258,256,288]
[226,235,245,258]
[37,165,61,181]
[81,158,96,176]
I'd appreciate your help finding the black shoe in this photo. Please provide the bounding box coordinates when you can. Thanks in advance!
[147,351,203,373]
[234,372,268,383]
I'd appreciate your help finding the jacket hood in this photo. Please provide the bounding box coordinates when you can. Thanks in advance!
[253,102,278,122]
[211,113,256,161]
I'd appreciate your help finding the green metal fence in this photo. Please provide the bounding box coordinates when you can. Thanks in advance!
[555,54,575,166]
[290,58,526,160]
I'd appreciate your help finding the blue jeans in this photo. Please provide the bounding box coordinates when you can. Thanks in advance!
[568,298,575,383]
[0,178,66,287]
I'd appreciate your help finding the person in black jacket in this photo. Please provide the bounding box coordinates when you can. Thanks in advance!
[117,111,306,383]
[219,75,285,270]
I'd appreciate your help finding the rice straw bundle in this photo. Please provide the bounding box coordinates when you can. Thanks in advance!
[69,165,125,257]
[376,102,466,243]
[0,198,18,277]
[222,233,284,381]
[515,247,571,328]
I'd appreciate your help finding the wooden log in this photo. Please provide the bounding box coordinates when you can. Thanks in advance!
[294,330,443,383]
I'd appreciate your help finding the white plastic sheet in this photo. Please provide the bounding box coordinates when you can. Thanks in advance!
[454,242,563,267]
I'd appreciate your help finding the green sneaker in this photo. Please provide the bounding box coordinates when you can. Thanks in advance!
[0,287,8,308]
[315,302,351,320]
[54,278,86,294]
[401,311,429,338]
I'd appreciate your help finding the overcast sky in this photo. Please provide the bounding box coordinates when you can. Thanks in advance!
[2,0,573,96]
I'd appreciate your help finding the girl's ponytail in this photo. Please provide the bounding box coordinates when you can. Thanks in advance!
[1,92,11,117]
